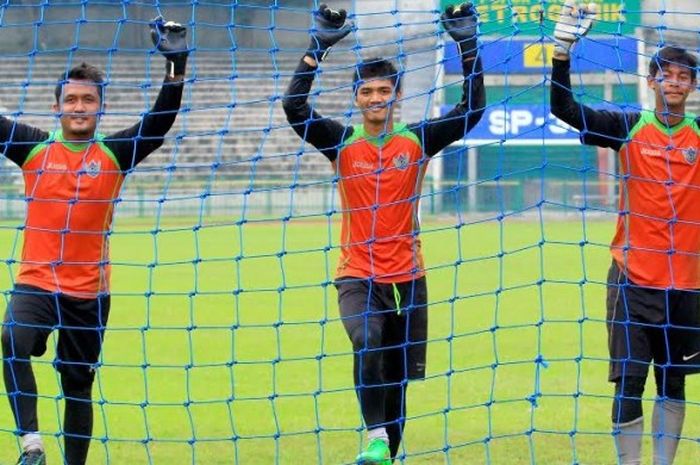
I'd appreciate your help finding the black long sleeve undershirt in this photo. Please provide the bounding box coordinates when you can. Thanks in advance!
[551,59,700,152]
[409,56,485,156]
[106,79,184,170]
[282,54,486,161]
[0,119,49,167]
[0,77,184,170]
[550,58,639,151]
[282,59,349,162]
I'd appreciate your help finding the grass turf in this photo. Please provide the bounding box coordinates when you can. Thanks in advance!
[0,214,699,464]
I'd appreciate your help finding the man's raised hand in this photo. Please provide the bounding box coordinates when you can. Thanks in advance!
[553,1,597,57]
[150,16,189,78]
[441,3,479,59]
[306,4,353,64]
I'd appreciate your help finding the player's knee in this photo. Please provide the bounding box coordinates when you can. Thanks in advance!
[657,374,685,401]
[612,376,645,424]
[349,324,382,351]
[61,373,93,400]
[0,324,12,355]
[1,323,32,359]
[350,325,384,384]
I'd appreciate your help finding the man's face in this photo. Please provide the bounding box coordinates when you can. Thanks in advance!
[52,79,101,141]
[648,63,696,110]
[355,78,400,125]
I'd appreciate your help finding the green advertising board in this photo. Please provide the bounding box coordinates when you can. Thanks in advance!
[439,0,640,36]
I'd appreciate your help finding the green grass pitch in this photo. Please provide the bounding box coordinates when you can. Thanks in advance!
[0,215,699,464]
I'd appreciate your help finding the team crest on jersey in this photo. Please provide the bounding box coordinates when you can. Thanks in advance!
[682,147,697,164]
[84,160,101,178]
[393,152,410,170]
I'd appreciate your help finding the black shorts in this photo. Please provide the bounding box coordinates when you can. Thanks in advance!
[606,261,700,382]
[3,284,110,385]
[335,276,428,380]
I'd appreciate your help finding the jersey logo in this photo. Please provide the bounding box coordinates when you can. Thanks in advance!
[84,160,101,178]
[682,147,697,164]
[352,160,375,171]
[46,162,68,171]
[640,147,662,157]
[393,152,410,170]
[682,351,700,362]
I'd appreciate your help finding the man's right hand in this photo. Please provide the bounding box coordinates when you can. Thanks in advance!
[553,1,597,59]
[305,3,353,65]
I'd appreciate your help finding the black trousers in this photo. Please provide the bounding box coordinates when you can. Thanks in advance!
[336,276,428,459]
[1,284,110,465]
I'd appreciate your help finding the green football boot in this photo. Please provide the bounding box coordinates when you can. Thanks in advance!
[356,438,391,465]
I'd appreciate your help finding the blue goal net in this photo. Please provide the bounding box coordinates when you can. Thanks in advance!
[1,1,699,464]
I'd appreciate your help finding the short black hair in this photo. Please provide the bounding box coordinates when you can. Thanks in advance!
[353,57,401,93]
[54,62,105,104]
[649,46,698,81]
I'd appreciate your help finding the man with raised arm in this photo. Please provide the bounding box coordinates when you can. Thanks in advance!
[0,18,188,465]
[550,2,700,464]
[283,3,485,464]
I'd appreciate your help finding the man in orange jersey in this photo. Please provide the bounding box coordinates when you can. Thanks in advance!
[283,3,484,464]
[551,3,700,464]
[0,18,188,465]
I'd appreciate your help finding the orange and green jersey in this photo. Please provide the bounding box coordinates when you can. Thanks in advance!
[18,132,125,297]
[552,59,700,289]
[333,124,427,282]
[283,58,485,282]
[611,112,700,289]
[1,80,183,297]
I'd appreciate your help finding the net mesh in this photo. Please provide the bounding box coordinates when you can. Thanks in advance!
[1,1,699,464]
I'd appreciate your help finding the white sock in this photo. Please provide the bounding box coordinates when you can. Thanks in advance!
[368,427,389,443]
[21,433,43,452]
[652,398,685,465]
[614,417,643,465]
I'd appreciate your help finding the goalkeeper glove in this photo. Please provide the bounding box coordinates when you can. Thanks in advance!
[553,1,598,57]
[306,3,353,63]
[150,16,189,78]
[441,3,479,59]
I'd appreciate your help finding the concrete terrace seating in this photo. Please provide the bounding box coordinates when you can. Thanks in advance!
[0,52,360,188]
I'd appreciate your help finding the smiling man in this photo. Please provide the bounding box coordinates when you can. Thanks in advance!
[283,3,484,464]
[550,2,700,464]
[0,18,188,465]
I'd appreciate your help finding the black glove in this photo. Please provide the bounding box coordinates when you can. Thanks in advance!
[441,3,479,59]
[150,16,189,78]
[306,3,353,63]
